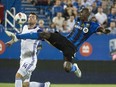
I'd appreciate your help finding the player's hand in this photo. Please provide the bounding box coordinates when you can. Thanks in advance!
[104,29,111,34]
[97,27,111,34]
[5,40,14,47]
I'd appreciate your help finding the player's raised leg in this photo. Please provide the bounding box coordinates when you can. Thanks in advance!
[5,30,39,40]
[15,73,23,87]
[5,30,51,40]
[5,30,40,46]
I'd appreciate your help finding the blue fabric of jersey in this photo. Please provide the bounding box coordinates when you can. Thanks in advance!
[67,18,100,50]
[16,26,43,40]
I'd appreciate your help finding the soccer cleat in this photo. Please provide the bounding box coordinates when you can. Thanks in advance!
[5,30,18,42]
[73,63,82,78]
[44,81,51,87]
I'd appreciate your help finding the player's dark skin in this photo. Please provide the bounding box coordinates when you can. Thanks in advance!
[38,8,110,72]
[37,8,91,72]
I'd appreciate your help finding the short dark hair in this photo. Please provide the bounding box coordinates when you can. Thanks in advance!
[30,12,38,20]
[82,8,89,13]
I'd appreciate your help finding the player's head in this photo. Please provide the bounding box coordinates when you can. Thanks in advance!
[28,12,38,25]
[38,19,44,28]
[80,8,90,21]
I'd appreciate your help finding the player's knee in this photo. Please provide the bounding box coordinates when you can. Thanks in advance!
[40,32,51,39]
[15,73,23,79]
[23,82,29,87]
[63,61,72,72]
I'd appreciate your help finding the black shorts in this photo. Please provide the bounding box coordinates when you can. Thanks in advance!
[47,32,76,62]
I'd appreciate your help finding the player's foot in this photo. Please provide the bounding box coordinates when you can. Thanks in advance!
[45,81,51,87]
[5,31,18,46]
[73,63,82,78]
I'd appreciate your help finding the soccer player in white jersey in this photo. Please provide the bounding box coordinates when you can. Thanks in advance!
[6,13,50,87]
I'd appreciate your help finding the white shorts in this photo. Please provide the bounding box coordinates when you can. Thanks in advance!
[17,58,37,82]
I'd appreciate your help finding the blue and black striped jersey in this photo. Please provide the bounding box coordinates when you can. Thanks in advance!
[67,17,100,50]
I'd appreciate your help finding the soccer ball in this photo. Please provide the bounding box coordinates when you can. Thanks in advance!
[14,12,27,24]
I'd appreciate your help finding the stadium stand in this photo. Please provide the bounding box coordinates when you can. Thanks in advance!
[21,0,50,28]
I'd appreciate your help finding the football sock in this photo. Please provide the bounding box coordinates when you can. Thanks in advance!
[71,64,77,72]
[15,78,22,87]
[16,33,40,39]
[29,82,45,87]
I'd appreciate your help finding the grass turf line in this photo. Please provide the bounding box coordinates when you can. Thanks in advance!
[0,83,116,87]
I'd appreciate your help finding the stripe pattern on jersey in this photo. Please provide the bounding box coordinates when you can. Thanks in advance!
[67,18,100,50]
[26,40,38,71]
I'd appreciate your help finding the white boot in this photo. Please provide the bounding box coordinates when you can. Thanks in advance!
[73,63,82,78]
[44,82,51,87]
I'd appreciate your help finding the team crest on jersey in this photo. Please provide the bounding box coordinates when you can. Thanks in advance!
[83,27,89,33]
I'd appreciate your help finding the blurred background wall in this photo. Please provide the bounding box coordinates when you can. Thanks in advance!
[0,60,116,84]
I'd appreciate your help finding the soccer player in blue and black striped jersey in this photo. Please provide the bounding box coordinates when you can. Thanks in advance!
[5,8,110,78]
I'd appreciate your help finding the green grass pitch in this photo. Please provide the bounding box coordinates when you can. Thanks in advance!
[0,83,116,87]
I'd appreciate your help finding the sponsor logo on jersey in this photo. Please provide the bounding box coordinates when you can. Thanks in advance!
[74,25,83,30]
[74,23,89,33]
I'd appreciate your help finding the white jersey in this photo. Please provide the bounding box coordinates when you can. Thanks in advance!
[20,25,41,60]
[17,25,42,82]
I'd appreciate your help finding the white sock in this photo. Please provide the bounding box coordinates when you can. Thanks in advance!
[15,78,22,87]
[30,82,44,87]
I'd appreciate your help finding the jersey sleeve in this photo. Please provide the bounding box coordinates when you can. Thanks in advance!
[91,21,101,33]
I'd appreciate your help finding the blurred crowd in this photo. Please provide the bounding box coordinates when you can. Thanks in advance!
[0,0,116,34]
[25,0,116,35]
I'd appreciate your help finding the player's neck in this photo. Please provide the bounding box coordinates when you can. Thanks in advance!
[82,18,88,22]
[80,17,88,22]
[28,24,36,29]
